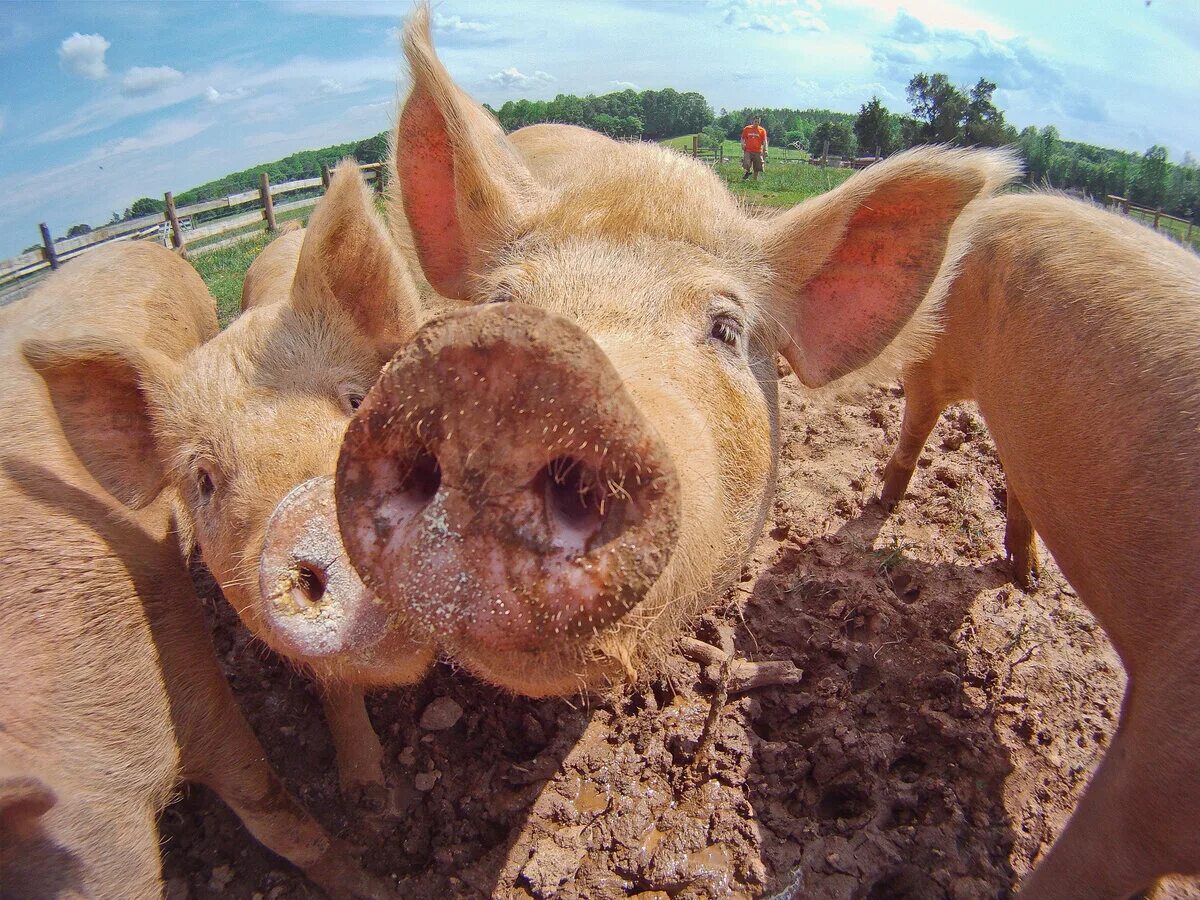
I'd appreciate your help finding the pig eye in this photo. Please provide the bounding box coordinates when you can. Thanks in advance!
[487,288,512,305]
[709,314,744,349]
[196,468,215,504]
[338,386,367,415]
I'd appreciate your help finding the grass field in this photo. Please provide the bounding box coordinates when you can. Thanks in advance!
[660,134,809,162]
[190,228,283,326]
[1126,206,1200,251]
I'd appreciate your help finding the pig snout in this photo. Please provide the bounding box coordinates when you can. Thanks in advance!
[335,303,681,654]
[258,475,391,659]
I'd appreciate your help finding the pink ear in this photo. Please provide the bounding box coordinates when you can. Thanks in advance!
[766,147,1018,386]
[396,86,472,299]
[391,5,539,302]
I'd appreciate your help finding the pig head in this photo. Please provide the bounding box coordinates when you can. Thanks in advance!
[333,7,1021,698]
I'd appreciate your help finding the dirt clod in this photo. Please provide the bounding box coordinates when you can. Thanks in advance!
[420,696,465,731]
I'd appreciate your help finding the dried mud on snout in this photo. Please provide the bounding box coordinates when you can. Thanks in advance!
[336,303,680,655]
[159,376,1193,898]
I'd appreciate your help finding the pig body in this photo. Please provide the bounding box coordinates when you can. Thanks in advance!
[31,164,436,807]
[242,222,305,312]
[2,243,378,897]
[880,193,1200,896]
[335,10,1017,698]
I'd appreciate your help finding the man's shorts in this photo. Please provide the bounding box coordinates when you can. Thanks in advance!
[743,150,764,173]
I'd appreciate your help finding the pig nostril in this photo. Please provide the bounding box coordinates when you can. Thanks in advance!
[543,456,611,550]
[291,562,327,608]
[398,446,441,505]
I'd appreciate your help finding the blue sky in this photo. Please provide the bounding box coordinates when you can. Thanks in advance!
[0,0,1196,258]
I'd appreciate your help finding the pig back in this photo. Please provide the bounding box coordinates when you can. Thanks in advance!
[965,194,1200,660]
[0,244,215,895]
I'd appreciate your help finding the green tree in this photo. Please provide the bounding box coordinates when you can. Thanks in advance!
[853,96,893,156]
[906,73,968,144]
[353,132,389,163]
[963,79,1011,147]
[1131,145,1169,208]
[809,121,856,158]
[66,223,92,238]
[125,197,165,219]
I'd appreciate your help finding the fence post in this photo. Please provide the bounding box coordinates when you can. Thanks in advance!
[1153,208,1162,230]
[321,164,331,190]
[373,164,385,195]
[259,172,277,232]
[1187,221,1194,245]
[164,192,183,250]
[39,223,59,270]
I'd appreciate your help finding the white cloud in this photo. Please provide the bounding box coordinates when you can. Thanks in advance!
[58,32,111,80]
[720,0,828,35]
[205,85,249,104]
[433,12,493,34]
[315,77,362,96]
[610,80,639,91]
[121,65,184,96]
[487,67,554,88]
[38,53,397,144]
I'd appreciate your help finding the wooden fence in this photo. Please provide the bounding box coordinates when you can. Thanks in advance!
[0,162,385,298]
[1106,194,1195,245]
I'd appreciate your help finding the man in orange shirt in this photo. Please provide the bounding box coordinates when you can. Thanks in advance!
[741,116,768,181]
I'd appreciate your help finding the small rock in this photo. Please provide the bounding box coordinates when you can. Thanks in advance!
[397,745,417,768]
[419,696,464,731]
[414,770,441,791]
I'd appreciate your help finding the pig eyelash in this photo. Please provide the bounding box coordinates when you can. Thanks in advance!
[709,313,744,349]
[195,467,215,504]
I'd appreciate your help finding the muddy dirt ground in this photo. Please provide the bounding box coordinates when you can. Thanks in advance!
[159,376,1195,900]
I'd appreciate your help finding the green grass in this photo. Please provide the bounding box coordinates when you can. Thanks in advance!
[190,228,279,326]
[661,134,808,162]
[716,159,854,207]
[1126,207,1200,251]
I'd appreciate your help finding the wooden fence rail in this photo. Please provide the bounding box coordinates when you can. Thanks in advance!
[0,162,384,297]
[1106,194,1195,244]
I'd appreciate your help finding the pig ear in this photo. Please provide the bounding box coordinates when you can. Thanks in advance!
[291,158,421,355]
[392,4,542,300]
[763,147,1020,387]
[23,336,176,509]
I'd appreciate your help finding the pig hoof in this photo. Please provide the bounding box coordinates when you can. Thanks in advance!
[306,839,396,899]
[1005,552,1040,593]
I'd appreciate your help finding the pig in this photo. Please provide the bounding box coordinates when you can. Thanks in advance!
[876,192,1200,896]
[2,242,383,897]
[242,220,305,312]
[333,8,1017,699]
[25,162,436,808]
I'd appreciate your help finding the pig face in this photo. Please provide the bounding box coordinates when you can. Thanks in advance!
[28,162,435,687]
[333,8,1020,697]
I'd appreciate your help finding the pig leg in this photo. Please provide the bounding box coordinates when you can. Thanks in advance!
[320,683,388,810]
[1020,673,1200,899]
[880,376,944,510]
[161,600,391,898]
[1003,482,1040,591]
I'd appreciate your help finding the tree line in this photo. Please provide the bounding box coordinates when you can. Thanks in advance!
[51,70,1197,243]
